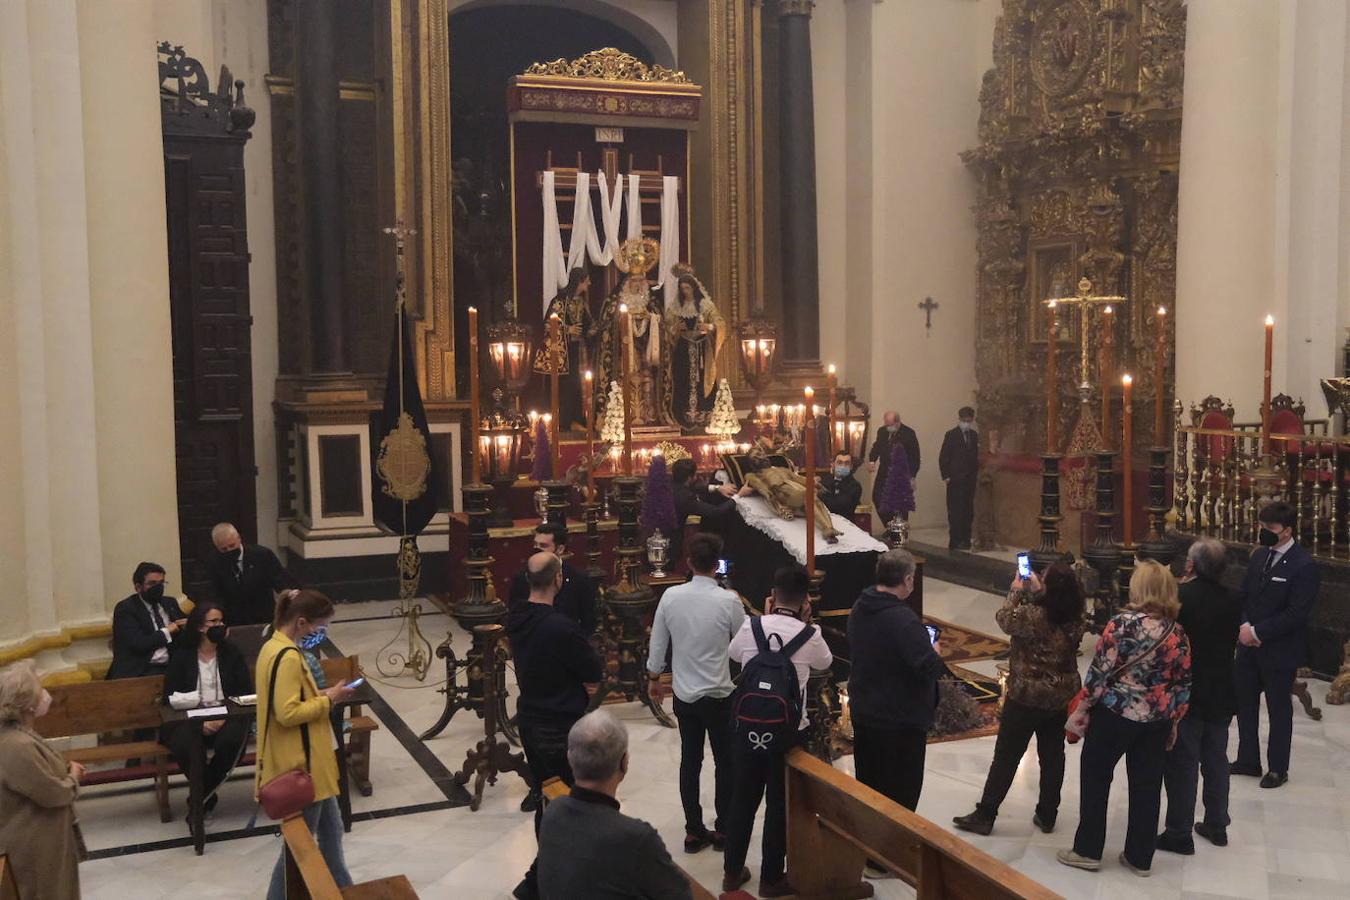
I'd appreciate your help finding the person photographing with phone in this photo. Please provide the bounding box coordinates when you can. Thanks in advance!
[952,560,1086,837]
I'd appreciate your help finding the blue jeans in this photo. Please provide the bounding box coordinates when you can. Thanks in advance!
[267,796,351,899]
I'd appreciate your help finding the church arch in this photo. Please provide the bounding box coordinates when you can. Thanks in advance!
[448,0,677,70]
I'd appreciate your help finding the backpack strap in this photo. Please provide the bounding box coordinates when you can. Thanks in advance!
[780,622,815,658]
[750,616,770,654]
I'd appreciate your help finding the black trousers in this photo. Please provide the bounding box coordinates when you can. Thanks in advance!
[1235,650,1295,774]
[1163,714,1231,838]
[852,723,927,812]
[1072,708,1169,870]
[723,734,799,882]
[673,694,733,835]
[517,718,576,900]
[946,477,975,548]
[163,718,250,800]
[975,699,1067,822]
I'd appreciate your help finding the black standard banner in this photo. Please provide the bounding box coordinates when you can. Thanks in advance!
[372,301,441,539]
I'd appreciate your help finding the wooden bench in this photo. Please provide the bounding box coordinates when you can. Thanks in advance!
[32,675,173,822]
[786,748,1062,900]
[539,778,718,900]
[0,854,20,900]
[319,656,379,797]
[280,814,417,899]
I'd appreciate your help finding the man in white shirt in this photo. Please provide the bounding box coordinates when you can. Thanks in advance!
[721,565,832,898]
[647,533,746,853]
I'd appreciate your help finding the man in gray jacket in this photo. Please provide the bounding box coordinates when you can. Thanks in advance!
[537,711,691,899]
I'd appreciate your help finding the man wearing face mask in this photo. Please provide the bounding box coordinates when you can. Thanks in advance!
[938,407,980,550]
[206,522,299,627]
[868,411,921,520]
[107,561,187,680]
[820,452,863,517]
[1231,502,1320,790]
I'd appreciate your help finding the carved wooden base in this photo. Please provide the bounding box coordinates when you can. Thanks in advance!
[447,624,530,810]
[454,735,532,813]
[1327,642,1350,705]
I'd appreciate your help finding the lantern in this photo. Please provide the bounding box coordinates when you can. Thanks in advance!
[487,317,533,393]
[737,316,778,393]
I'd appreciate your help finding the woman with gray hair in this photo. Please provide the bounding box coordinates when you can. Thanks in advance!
[536,710,691,899]
[1157,538,1241,854]
[0,660,84,899]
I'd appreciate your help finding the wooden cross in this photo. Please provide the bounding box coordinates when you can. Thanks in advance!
[918,296,939,333]
[1044,277,1126,390]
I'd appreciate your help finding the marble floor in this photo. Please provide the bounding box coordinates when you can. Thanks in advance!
[75,576,1350,899]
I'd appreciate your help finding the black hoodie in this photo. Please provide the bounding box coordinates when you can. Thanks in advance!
[847,586,949,731]
[508,599,605,726]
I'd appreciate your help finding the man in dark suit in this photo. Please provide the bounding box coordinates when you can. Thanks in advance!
[1231,502,1320,789]
[537,710,690,899]
[938,406,980,550]
[206,522,298,626]
[508,522,598,637]
[868,411,920,518]
[107,562,187,680]
[670,458,746,561]
[820,452,863,517]
[1158,538,1242,853]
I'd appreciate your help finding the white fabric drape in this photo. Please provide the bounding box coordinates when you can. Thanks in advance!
[627,173,642,240]
[590,172,624,266]
[658,175,680,307]
[541,170,568,317]
[730,495,888,565]
[565,171,595,279]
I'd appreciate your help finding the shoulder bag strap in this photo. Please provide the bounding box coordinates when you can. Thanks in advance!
[262,646,311,774]
[1103,619,1177,686]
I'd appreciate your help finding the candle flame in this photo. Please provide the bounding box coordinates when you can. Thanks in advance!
[619,303,629,313]
[584,370,593,381]
[1157,306,1166,316]
[1104,305,1113,315]
[804,386,814,399]
[1265,314,1275,326]
[827,364,836,375]
[468,306,477,313]
[1122,374,1133,386]
[1048,300,1057,309]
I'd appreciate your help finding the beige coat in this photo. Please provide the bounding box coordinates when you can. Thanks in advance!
[0,723,82,900]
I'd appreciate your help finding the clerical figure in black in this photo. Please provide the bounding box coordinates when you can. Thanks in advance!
[868,412,921,517]
[206,522,299,626]
[938,407,980,550]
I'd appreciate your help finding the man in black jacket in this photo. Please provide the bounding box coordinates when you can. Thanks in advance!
[670,458,747,562]
[821,452,863,517]
[537,711,691,900]
[1231,502,1321,790]
[1158,538,1242,853]
[206,522,298,626]
[938,407,980,550]
[107,562,187,680]
[507,522,597,636]
[847,549,948,823]
[510,552,606,900]
[868,411,920,517]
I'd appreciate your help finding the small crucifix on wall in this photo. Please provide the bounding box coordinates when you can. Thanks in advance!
[918,296,939,334]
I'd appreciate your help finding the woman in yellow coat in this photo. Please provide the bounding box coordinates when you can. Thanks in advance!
[257,589,355,899]
[0,660,84,900]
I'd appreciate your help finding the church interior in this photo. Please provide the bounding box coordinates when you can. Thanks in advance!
[2,0,1350,898]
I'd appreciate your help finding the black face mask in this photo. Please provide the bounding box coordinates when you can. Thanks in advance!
[205,625,228,644]
[1258,527,1281,547]
[143,583,165,603]
[222,547,243,562]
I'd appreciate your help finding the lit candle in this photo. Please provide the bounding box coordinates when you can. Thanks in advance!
[548,314,562,474]
[468,307,481,485]
[804,386,817,572]
[1100,306,1114,449]
[827,364,838,457]
[619,303,632,475]
[1122,374,1134,544]
[583,370,596,502]
[1262,314,1274,456]
[1154,307,1167,443]
[1046,301,1059,452]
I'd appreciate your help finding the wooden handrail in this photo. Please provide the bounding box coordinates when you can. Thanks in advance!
[0,855,19,900]
[280,815,418,899]
[786,749,1062,900]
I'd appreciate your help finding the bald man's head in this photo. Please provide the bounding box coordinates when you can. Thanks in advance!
[526,551,562,597]
[883,411,900,429]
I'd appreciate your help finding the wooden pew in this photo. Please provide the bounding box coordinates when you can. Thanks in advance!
[32,675,173,822]
[786,749,1062,900]
[319,655,379,796]
[0,855,20,900]
[280,815,417,899]
[538,778,718,900]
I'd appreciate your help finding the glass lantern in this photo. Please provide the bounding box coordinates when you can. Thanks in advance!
[487,317,533,393]
[646,529,670,578]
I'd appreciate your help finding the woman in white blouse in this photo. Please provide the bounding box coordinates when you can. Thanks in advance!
[161,601,252,828]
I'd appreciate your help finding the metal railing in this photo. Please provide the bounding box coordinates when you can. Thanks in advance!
[1173,425,1349,561]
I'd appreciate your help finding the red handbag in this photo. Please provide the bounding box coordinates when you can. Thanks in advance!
[258,646,316,820]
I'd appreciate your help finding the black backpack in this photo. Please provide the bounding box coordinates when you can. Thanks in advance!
[731,617,815,755]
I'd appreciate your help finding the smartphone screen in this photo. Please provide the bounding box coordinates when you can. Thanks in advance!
[347,677,366,689]
[925,624,940,645]
[1016,552,1032,580]
[716,558,729,576]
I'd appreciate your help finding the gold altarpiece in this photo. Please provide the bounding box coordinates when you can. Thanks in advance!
[963,0,1185,550]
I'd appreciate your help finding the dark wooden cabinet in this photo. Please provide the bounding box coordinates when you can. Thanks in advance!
[160,47,258,598]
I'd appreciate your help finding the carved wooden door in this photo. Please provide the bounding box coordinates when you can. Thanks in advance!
[163,129,257,599]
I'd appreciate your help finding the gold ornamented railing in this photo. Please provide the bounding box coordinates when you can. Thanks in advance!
[1173,425,1349,561]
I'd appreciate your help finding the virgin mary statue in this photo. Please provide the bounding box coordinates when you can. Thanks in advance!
[665,265,725,428]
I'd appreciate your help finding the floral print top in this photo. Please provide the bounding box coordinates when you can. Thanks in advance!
[1084,610,1192,724]
[995,588,1086,710]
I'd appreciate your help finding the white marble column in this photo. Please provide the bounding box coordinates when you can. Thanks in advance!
[1174,0,1283,413]
[77,0,183,607]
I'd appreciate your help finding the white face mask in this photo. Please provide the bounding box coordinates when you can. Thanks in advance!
[959,421,973,432]
[33,689,52,719]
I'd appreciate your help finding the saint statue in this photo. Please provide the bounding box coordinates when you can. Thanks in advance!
[595,237,670,426]
[665,265,726,429]
[533,267,594,430]
[741,443,842,544]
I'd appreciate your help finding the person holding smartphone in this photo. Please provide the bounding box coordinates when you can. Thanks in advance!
[952,560,1086,837]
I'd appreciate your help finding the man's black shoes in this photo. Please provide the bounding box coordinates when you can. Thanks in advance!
[1229,761,1262,777]
[951,811,994,836]
[1194,822,1228,847]
[1032,812,1056,834]
[1154,831,1195,855]
[1259,771,1288,789]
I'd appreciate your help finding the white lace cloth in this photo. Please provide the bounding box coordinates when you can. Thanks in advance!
[731,495,887,565]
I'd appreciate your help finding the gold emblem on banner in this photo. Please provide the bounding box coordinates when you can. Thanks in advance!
[377,413,431,501]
